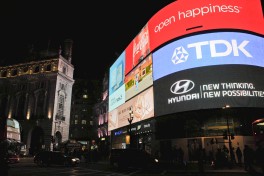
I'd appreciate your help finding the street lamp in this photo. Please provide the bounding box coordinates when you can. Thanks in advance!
[222,105,235,165]
[126,107,134,148]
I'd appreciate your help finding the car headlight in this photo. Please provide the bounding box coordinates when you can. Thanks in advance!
[71,158,76,162]
[154,158,159,163]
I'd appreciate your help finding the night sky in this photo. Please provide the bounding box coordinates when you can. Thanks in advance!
[1,1,175,80]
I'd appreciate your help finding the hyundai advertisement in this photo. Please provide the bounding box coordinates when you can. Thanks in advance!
[154,65,264,116]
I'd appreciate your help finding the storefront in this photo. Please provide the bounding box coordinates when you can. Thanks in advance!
[111,119,155,152]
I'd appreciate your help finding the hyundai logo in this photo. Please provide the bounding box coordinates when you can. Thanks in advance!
[170,80,195,94]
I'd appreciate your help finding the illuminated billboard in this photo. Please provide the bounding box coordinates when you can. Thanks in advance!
[125,25,150,75]
[125,54,153,101]
[148,0,264,52]
[153,32,264,81]
[109,51,125,96]
[108,86,154,131]
[108,0,264,124]
[108,84,125,112]
[154,65,264,116]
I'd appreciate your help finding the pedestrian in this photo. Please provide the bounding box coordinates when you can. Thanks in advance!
[178,147,184,166]
[90,141,98,163]
[236,147,242,167]
[229,147,236,168]
[255,142,264,174]
[198,147,205,173]
[243,145,254,172]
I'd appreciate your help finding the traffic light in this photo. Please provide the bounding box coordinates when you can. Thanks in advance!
[223,131,228,139]
[51,135,54,143]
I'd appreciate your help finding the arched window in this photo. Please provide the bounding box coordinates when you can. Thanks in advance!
[33,66,40,73]
[11,69,18,76]
[1,70,7,77]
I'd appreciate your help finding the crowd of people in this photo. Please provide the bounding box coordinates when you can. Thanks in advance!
[206,144,264,173]
[159,143,264,174]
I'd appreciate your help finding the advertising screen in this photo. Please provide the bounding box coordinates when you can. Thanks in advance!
[153,32,264,81]
[125,25,150,75]
[148,0,264,53]
[125,54,153,101]
[109,51,125,96]
[154,65,264,117]
[108,86,154,131]
[108,84,125,112]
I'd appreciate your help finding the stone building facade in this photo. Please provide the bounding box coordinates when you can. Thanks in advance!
[0,41,74,155]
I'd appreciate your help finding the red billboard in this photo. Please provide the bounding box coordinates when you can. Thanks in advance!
[125,25,150,75]
[148,0,264,52]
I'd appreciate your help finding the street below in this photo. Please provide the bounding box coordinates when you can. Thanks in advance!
[7,157,262,176]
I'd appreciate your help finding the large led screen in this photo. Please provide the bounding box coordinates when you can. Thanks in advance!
[125,25,150,75]
[125,54,153,101]
[153,32,264,81]
[109,51,125,96]
[108,84,125,112]
[148,0,264,52]
[154,65,264,116]
[108,86,154,131]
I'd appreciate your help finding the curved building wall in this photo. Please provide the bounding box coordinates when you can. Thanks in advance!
[108,0,264,154]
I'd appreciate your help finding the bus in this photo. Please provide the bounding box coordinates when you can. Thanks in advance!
[252,118,264,147]
[6,118,24,155]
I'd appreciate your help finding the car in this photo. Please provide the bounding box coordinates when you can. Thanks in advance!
[7,153,20,164]
[109,148,159,169]
[34,151,80,167]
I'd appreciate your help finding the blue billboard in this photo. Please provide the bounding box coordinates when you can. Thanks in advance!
[109,51,126,95]
[153,32,264,81]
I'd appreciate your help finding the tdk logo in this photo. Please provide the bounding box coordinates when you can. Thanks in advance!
[171,40,252,64]
[170,80,194,95]
[171,46,189,64]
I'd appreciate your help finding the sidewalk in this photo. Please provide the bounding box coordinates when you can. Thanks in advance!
[79,158,263,174]
[161,162,264,174]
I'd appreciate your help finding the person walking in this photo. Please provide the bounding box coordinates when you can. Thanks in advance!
[90,141,98,163]
[198,147,205,173]
[255,142,264,174]
[243,145,254,172]
[236,147,242,167]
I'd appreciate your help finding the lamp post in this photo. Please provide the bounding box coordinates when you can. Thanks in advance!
[127,107,134,148]
[52,121,58,151]
[222,105,235,166]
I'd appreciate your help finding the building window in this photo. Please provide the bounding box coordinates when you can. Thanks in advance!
[34,66,40,73]
[57,94,65,119]
[83,94,88,99]
[23,67,28,73]
[1,70,7,77]
[63,66,67,74]
[81,120,86,124]
[46,64,51,71]
[74,115,78,118]
[11,69,18,76]
[75,120,78,124]
[90,121,93,126]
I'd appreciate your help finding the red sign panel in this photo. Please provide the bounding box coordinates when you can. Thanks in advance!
[148,0,264,52]
[125,25,150,75]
